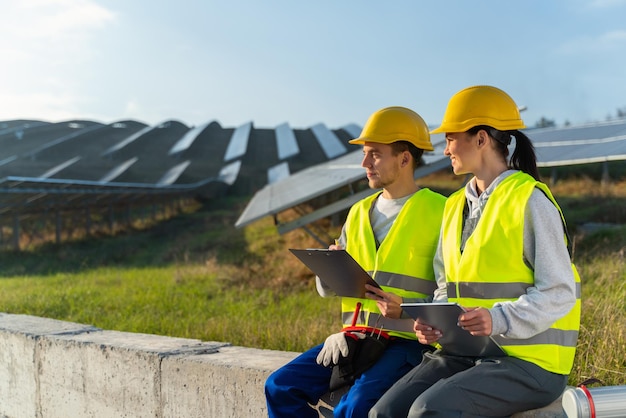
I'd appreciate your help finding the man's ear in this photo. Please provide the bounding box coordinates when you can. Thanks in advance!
[401,151,410,167]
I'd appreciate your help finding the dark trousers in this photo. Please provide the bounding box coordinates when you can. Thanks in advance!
[369,350,568,418]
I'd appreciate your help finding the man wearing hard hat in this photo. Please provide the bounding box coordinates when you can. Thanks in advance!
[265,106,446,417]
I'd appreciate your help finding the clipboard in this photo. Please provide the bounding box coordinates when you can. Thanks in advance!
[400,302,506,357]
[289,249,382,298]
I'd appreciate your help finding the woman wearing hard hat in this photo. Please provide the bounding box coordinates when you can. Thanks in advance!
[369,86,581,418]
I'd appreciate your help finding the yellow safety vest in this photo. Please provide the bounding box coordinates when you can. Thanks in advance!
[442,171,581,374]
[342,188,446,339]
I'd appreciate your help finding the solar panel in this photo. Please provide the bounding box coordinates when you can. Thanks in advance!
[530,120,626,143]
[218,160,241,186]
[158,161,192,185]
[274,123,299,160]
[310,123,347,159]
[267,162,290,184]
[169,122,211,155]
[99,158,138,183]
[535,136,626,166]
[102,125,154,156]
[341,123,362,138]
[235,138,449,230]
[40,157,81,179]
[223,122,252,162]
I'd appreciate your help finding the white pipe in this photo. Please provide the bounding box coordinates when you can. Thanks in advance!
[562,385,626,418]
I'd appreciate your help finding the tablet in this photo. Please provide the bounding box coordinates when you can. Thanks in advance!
[289,249,382,298]
[400,302,506,357]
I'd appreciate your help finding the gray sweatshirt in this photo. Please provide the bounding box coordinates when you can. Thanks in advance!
[432,170,577,339]
[316,192,412,297]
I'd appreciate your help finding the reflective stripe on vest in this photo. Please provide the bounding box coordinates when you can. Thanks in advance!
[447,281,582,300]
[442,172,581,374]
[341,188,446,339]
[375,271,438,296]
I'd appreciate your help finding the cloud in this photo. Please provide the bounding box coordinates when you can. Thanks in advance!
[9,0,115,38]
[559,29,626,54]
[588,0,626,8]
[0,0,116,71]
[0,0,115,46]
[0,0,116,66]
[0,0,116,121]
[601,29,626,43]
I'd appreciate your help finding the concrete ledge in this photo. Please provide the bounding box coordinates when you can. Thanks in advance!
[0,313,565,417]
[514,399,566,418]
[0,313,297,417]
[160,346,297,417]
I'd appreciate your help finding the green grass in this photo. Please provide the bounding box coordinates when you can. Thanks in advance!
[0,265,338,351]
[566,225,626,386]
[0,173,625,386]
[0,196,344,352]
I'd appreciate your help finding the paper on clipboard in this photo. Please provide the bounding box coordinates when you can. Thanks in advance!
[289,249,382,298]
[401,302,506,357]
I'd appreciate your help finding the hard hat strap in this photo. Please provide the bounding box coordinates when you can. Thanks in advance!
[488,127,512,146]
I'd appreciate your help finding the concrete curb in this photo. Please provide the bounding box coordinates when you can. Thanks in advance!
[0,313,297,417]
[0,313,565,417]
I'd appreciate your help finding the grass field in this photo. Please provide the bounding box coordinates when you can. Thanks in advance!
[0,165,625,386]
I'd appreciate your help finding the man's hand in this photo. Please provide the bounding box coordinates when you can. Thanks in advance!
[316,332,349,367]
[316,331,366,367]
[329,239,342,251]
[365,284,403,319]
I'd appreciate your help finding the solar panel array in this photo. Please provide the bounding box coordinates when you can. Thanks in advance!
[0,118,361,248]
[1,117,625,249]
[235,120,626,244]
[531,120,626,166]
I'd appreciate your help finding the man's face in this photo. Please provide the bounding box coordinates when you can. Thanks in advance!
[360,142,404,189]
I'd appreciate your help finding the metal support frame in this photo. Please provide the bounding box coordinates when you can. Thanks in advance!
[13,212,19,250]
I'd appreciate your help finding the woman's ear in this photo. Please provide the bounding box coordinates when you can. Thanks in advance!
[477,130,488,147]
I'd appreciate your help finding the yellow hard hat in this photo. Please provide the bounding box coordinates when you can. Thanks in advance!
[349,106,434,151]
[430,85,526,134]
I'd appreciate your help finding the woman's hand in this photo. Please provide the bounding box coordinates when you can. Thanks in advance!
[364,284,403,319]
[414,318,442,344]
[458,307,492,336]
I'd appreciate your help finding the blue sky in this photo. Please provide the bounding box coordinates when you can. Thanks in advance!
[1,0,626,130]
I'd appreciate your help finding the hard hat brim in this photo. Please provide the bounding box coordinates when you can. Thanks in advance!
[429,119,526,135]
[348,136,434,151]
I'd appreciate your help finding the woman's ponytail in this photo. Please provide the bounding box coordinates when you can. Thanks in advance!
[509,131,540,181]
[468,125,540,180]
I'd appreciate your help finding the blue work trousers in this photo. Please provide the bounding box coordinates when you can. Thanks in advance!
[265,338,430,418]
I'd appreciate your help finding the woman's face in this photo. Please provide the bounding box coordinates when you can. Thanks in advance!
[443,132,478,175]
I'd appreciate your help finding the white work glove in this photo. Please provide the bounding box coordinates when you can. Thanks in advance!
[316,331,366,367]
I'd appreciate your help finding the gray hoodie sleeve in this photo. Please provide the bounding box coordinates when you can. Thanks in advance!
[432,232,449,303]
[316,276,336,297]
[489,189,577,338]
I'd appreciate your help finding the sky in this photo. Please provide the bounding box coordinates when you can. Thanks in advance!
[1,0,626,131]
